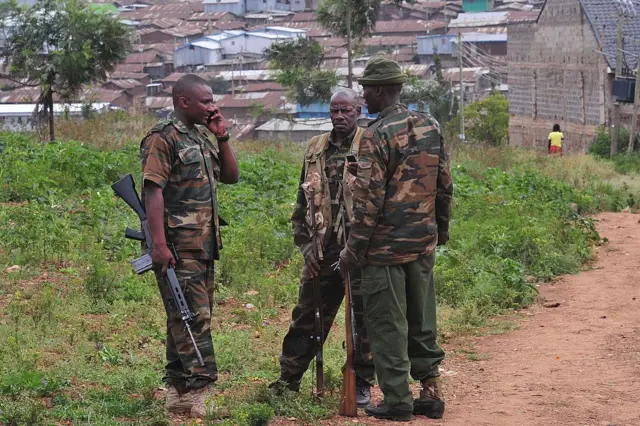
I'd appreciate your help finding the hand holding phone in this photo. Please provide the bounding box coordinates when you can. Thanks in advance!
[207,106,226,137]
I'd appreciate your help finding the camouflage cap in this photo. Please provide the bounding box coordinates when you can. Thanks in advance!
[358,57,407,86]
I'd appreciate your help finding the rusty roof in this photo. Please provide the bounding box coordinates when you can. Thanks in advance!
[217,91,285,109]
[187,12,236,21]
[233,82,284,92]
[133,43,176,54]
[318,37,347,47]
[290,12,316,21]
[109,71,149,80]
[364,36,418,47]
[103,79,143,90]
[125,51,164,64]
[115,63,146,73]
[138,18,184,29]
[374,20,446,34]
[145,96,174,110]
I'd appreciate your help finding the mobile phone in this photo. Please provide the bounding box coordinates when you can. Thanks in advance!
[346,154,357,163]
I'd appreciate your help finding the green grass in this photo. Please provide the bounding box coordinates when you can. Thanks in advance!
[0,115,635,425]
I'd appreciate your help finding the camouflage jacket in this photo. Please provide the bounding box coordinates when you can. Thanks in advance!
[292,129,361,252]
[140,118,222,260]
[346,104,453,266]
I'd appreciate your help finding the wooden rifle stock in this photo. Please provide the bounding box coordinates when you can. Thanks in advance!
[339,271,358,417]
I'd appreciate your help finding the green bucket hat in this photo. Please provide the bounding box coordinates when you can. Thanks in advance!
[358,57,408,86]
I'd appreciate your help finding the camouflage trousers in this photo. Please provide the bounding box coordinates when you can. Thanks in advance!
[279,244,375,386]
[154,258,218,394]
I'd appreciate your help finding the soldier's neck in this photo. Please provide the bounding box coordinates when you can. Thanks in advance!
[175,111,195,129]
[333,127,355,146]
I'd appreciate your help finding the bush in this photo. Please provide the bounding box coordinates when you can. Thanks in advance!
[231,403,275,426]
[589,125,629,157]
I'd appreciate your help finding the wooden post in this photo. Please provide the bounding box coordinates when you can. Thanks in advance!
[612,18,624,157]
[628,61,640,154]
[458,32,465,142]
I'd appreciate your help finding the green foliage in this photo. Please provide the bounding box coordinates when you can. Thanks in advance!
[401,75,456,124]
[2,0,132,140]
[0,128,631,424]
[446,91,509,144]
[589,125,630,157]
[316,0,380,39]
[208,76,231,95]
[265,38,338,105]
[230,403,275,426]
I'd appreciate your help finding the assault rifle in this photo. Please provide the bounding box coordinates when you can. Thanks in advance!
[308,198,324,398]
[111,174,205,367]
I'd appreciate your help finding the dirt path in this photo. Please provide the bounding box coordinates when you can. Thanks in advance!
[300,212,640,426]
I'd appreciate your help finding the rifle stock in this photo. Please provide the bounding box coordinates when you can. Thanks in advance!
[339,271,358,417]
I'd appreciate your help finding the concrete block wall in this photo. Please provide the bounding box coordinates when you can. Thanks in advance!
[507,0,609,152]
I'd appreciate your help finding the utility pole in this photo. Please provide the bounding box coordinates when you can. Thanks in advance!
[628,60,640,154]
[612,17,624,156]
[346,3,353,89]
[458,31,465,142]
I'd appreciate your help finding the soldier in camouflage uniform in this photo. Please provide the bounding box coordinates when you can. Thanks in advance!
[269,89,375,406]
[339,58,453,422]
[140,74,239,418]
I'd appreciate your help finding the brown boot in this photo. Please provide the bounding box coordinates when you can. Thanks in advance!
[187,386,211,419]
[413,377,445,419]
[165,386,192,414]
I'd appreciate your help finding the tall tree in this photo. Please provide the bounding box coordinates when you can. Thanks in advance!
[265,38,338,106]
[1,0,131,141]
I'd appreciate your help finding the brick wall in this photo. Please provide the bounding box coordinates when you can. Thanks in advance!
[507,0,610,153]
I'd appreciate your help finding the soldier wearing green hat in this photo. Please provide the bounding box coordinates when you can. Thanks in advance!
[338,57,453,422]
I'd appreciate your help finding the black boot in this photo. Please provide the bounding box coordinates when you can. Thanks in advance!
[267,378,300,396]
[356,377,371,407]
[365,403,413,422]
[413,377,445,419]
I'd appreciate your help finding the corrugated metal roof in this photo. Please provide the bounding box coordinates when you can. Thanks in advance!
[178,39,223,50]
[374,20,446,33]
[449,11,510,28]
[255,118,333,132]
[0,103,111,116]
[364,36,418,47]
[145,96,174,109]
[458,32,507,43]
[104,79,143,89]
[448,26,507,34]
[187,12,235,21]
[138,17,183,28]
[575,0,640,71]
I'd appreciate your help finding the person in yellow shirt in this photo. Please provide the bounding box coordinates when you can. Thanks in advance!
[548,124,564,155]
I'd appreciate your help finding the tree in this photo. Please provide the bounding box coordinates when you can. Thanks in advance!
[265,38,338,106]
[316,0,404,87]
[445,91,509,145]
[208,76,231,94]
[1,0,131,141]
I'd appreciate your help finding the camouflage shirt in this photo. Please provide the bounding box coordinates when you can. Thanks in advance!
[292,129,357,249]
[140,118,222,260]
[347,104,453,266]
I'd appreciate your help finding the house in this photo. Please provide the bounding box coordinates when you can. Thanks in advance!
[174,29,306,69]
[254,118,333,142]
[507,0,640,153]
[373,20,448,37]
[102,79,146,97]
[186,12,237,23]
[174,38,224,70]
[136,27,204,45]
[463,0,494,12]
[417,31,507,66]
[203,0,246,15]
[0,103,112,131]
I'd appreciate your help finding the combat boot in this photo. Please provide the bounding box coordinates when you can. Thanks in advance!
[413,377,445,419]
[356,377,371,407]
[165,385,192,414]
[267,378,300,396]
[185,385,211,419]
[365,403,413,422]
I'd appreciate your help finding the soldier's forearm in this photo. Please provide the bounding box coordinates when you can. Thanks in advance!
[143,183,168,248]
[217,140,240,184]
